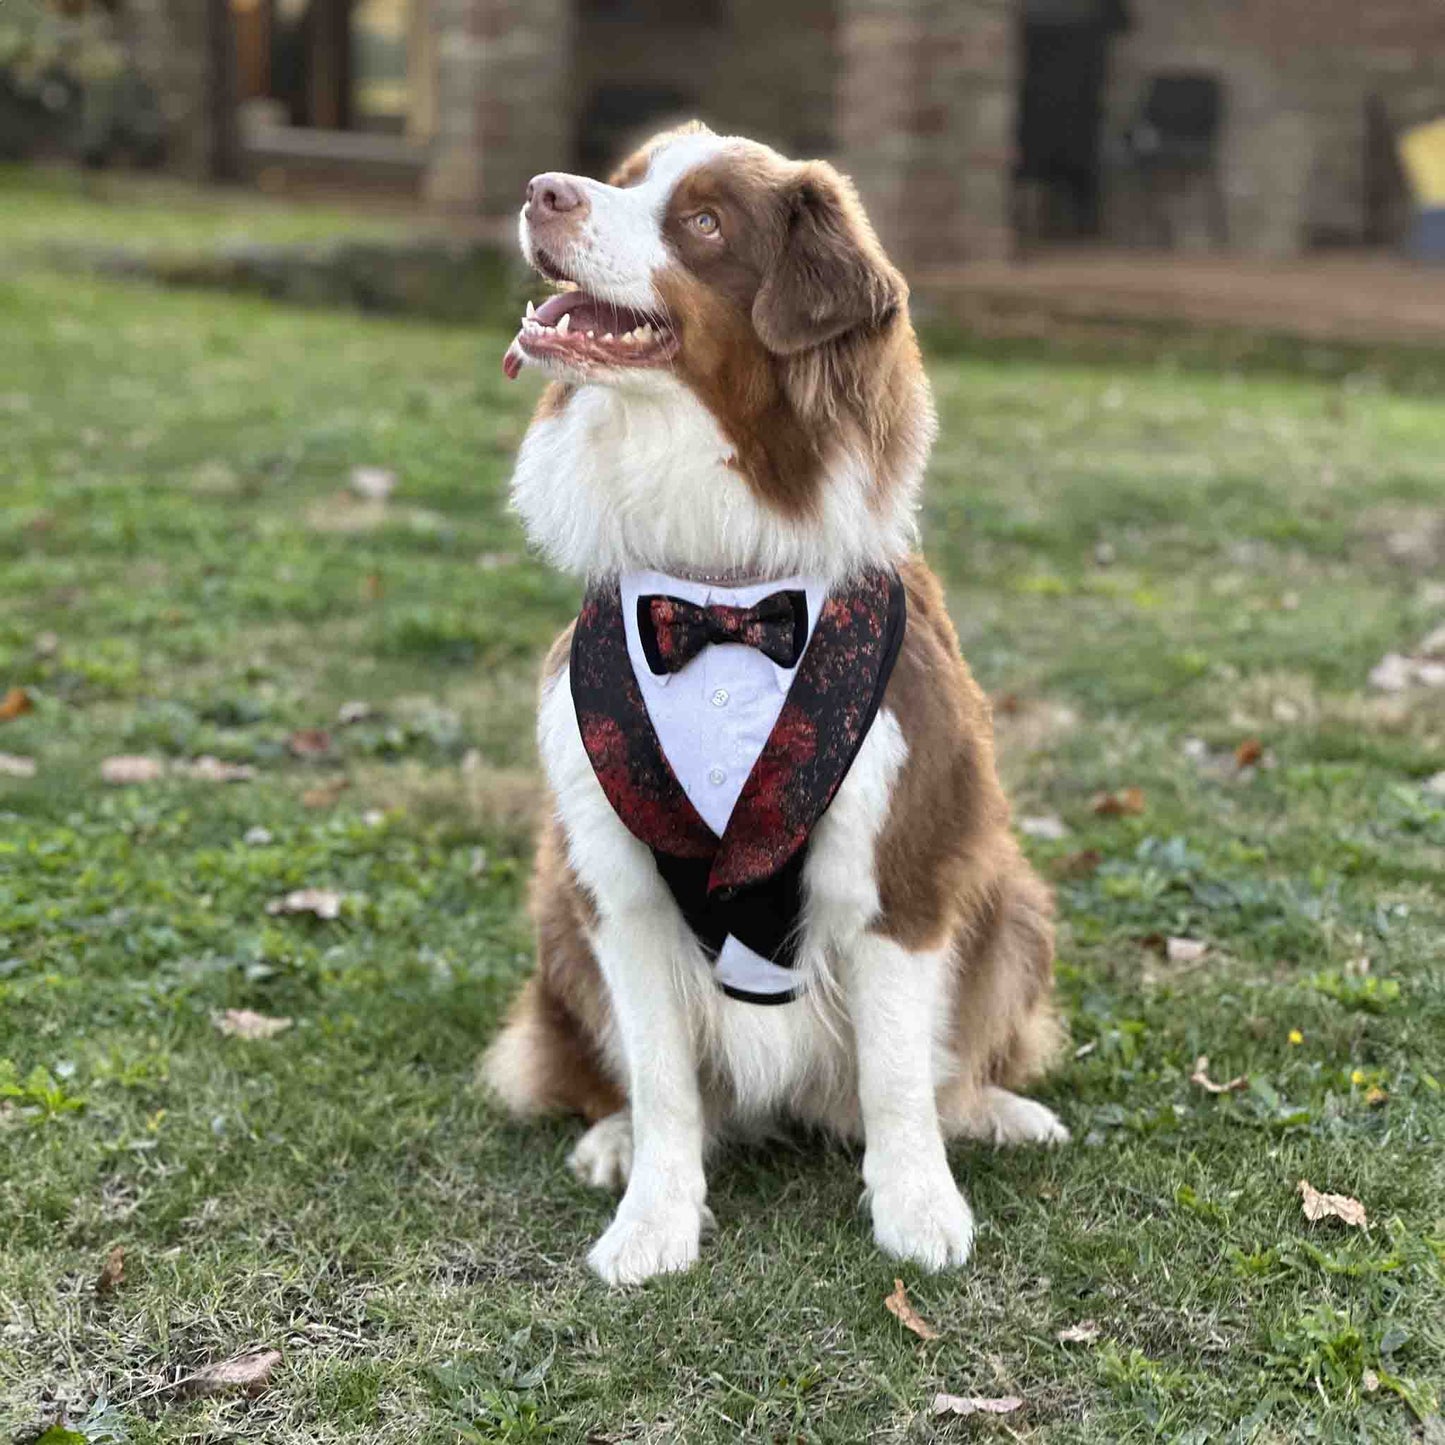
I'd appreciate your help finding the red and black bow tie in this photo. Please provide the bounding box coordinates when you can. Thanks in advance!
[638,590,808,675]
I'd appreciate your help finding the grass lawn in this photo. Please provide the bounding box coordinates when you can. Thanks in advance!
[2,175,1444,1444]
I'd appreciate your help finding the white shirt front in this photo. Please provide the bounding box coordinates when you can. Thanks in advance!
[619,570,829,836]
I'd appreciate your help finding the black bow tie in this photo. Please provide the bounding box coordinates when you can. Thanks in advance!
[638,590,808,675]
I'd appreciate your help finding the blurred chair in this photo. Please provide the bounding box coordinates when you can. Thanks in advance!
[1119,72,1227,248]
[1398,117,1445,263]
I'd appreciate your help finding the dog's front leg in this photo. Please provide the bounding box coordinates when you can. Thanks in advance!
[844,933,974,1270]
[587,909,709,1285]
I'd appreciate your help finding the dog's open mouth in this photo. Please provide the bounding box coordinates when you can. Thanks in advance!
[503,285,678,379]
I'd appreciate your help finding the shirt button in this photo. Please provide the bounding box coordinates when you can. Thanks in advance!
[710,688,730,708]
[708,767,727,787]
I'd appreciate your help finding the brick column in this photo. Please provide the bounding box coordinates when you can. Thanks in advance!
[837,0,1019,272]
[426,0,574,218]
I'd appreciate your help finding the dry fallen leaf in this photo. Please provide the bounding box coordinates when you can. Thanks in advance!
[1190,1055,1247,1094]
[1371,650,1445,692]
[349,465,397,502]
[1298,1179,1368,1229]
[0,687,33,722]
[178,1348,282,1399]
[337,700,373,725]
[301,776,350,808]
[1362,1368,1380,1394]
[288,728,333,759]
[884,1279,939,1341]
[96,1244,125,1296]
[1057,1320,1100,1344]
[216,1009,293,1040]
[1092,786,1145,817]
[932,1394,1024,1418]
[1053,848,1102,879]
[1365,1085,1389,1107]
[176,756,256,783]
[1019,814,1069,841]
[266,888,343,921]
[1234,737,1264,768]
[101,756,165,785]
[0,753,37,778]
[1166,937,1209,964]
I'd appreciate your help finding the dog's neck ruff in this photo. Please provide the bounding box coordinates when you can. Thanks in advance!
[570,568,906,1003]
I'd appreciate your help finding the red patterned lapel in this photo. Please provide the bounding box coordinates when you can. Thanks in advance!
[570,586,716,860]
[570,572,906,894]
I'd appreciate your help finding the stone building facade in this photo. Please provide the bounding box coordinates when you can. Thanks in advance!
[138,0,1445,270]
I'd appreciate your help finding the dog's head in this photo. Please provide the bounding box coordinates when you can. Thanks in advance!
[504,123,905,391]
[506,124,934,580]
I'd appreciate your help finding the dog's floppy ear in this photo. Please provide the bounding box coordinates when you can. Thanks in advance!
[752,163,905,356]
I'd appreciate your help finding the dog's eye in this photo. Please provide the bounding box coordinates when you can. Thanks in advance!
[689,211,720,237]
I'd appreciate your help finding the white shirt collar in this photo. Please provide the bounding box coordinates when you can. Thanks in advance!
[618,569,828,691]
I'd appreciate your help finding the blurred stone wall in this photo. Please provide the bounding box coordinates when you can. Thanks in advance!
[1105,0,1445,254]
[837,0,1018,269]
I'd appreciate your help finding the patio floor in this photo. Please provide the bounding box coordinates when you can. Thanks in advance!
[918,249,1445,347]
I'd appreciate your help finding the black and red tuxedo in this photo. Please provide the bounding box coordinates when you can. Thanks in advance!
[569,569,906,1003]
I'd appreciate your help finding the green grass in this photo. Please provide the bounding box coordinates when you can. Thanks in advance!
[2,173,1444,1444]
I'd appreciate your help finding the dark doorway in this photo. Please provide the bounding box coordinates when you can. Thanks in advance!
[1016,0,1130,241]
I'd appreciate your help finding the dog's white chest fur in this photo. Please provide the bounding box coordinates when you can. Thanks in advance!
[510,377,917,584]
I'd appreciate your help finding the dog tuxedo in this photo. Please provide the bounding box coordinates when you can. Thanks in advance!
[570,567,906,1003]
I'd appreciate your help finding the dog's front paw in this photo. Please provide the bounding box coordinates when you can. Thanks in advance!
[587,1200,709,1286]
[868,1169,975,1272]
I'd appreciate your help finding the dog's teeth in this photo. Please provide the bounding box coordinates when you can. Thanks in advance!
[525,300,535,319]
[602,332,614,342]
[635,324,651,342]
[556,312,571,335]
[621,330,636,343]
[587,330,595,338]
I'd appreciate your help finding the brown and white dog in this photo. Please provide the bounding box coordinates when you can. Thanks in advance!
[485,123,1067,1285]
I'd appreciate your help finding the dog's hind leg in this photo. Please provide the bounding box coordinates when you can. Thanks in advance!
[940,1085,1069,1146]
[568,1109,633,1191]
[937,861,1070,1147]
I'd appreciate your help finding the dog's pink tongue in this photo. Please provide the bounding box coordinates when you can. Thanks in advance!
[502,336,523,380]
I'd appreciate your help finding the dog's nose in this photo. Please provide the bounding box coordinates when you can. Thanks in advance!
[525,173,589,223]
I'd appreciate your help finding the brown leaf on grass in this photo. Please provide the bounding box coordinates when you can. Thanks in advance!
[96,1244,125,1296]
[0,753,37,778]
[101,756,165,785]
[1019,814,1069,841]
[301,776,350,808]
[349,465,396,502]
[932,1393,1023,1418]
[1166,937,1209,964]
[1298,1179,1368,1229]
[288,728,332,759]
[337,700,373,725]
[1057,1320,1100,1344]
[1190,1055,1247,1094]
[176,756,256,783]
[216,1009,292,1040]
[1365,1085,1389,1107]
[1234,737,1264,768]
[884,1279,939,1341]
[178,1348,282,1399]
[1053,848,1101,879]
[266,888,343,921]
[0,687,34,722]
[1092,786,1145,817]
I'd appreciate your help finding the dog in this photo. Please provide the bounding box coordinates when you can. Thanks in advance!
[484,122,1067,1286]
